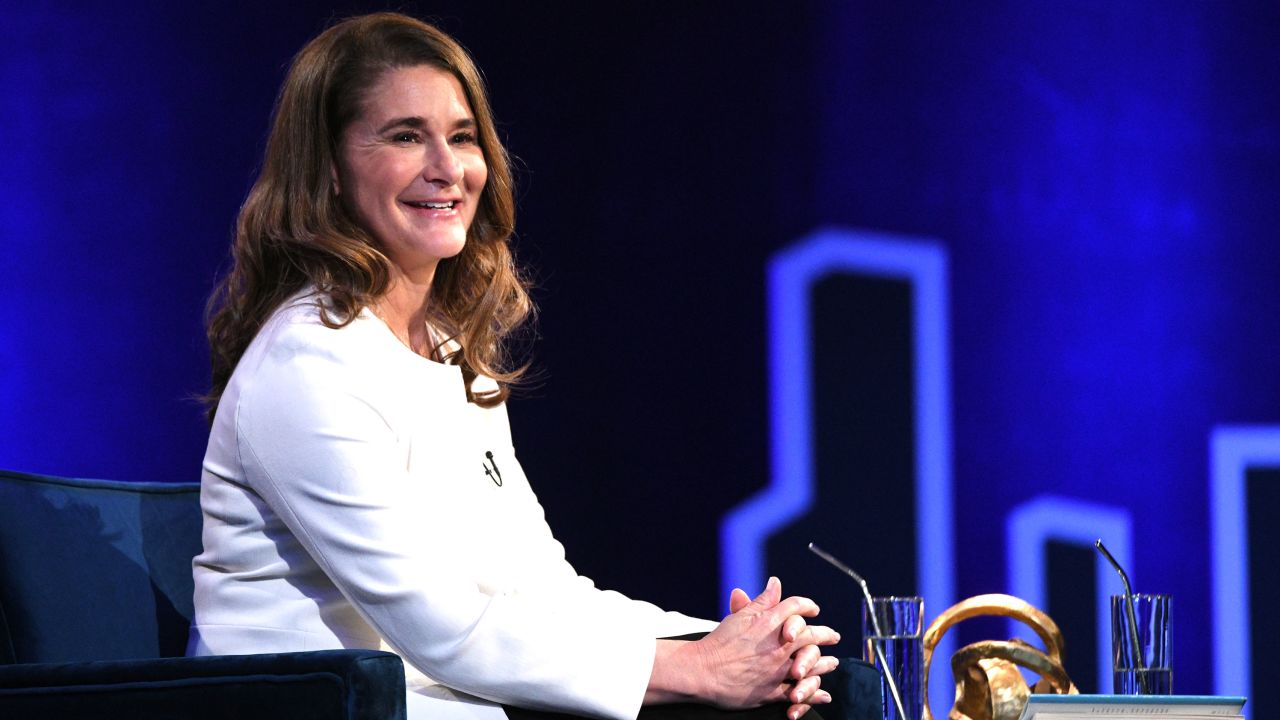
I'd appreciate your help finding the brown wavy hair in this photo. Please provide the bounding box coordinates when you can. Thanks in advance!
[204,13,531,420]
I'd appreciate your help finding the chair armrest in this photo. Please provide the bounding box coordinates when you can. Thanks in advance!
[0,649,405,720]
[825,657,885,720]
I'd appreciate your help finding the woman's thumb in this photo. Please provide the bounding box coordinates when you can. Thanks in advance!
[752,576,782,607]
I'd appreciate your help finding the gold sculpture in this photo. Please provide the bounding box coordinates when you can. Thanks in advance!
[922,594,1078,720]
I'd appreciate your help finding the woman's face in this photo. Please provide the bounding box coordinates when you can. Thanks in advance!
[335,64,487,281]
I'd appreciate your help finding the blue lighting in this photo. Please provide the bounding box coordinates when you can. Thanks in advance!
[720,227,954,720]
[1007,495,1133,693]
[1211,425,1280,720]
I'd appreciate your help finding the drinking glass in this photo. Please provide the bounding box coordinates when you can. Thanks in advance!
[1111,593,1172,694]
[862,596,924,720]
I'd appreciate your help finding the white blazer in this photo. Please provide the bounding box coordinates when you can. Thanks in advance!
[188,293,714,720]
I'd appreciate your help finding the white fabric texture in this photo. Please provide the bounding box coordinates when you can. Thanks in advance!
[188,292,715,720]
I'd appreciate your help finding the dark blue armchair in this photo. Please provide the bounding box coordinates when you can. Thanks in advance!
[0,469,406,719]
[0,468,882,720]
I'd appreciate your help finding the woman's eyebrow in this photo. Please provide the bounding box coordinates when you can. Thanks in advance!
[376,116,477,134]
[377,116,425,134]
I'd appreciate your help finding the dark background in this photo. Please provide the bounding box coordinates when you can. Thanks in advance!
[2,1,1277,713]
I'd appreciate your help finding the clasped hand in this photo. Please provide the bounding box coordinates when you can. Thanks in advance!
[706,576,840,718]
[649,576,840,719]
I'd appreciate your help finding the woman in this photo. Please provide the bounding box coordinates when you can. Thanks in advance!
[189,12,839,720]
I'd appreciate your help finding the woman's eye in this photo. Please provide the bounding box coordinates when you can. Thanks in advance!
[450,131,477,145]
[393,131,420,143]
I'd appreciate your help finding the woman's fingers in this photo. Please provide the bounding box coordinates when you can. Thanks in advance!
[785,676,832,718]
[787,689,834,719]
[790,645,840,678]
[788,673,824,704]
[782,614,807,643]
[787,703,812,720]
[807,655,840,677]
[781,614,840,645]
[772,594,821,619]
[786,622,841,650]
[790,644,822,679]
[790,646,840,682]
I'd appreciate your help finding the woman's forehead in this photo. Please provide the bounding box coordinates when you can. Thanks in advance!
[357,65,473,121]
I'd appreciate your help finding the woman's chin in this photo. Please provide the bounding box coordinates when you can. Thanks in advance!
[402,231,468,264]
[428,225,468,257]
[438,235,468,260]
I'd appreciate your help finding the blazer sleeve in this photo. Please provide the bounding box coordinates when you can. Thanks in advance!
[234,327,657,720]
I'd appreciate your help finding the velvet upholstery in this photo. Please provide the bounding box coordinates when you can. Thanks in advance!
[826,658,885,720]
[0,470,202,664]
[0,650,406,720]
[0,469,406,719]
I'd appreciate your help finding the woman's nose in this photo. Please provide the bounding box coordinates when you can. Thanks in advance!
[422,139,464,186]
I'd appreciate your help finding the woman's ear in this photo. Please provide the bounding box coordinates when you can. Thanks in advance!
[331,165,341,196]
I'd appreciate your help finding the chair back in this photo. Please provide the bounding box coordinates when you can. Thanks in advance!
[0,469,202,664]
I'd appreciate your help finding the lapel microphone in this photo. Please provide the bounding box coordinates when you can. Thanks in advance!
[482,450,503,486]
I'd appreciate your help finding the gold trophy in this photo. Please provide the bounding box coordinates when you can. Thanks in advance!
[808,545,1078,720]
[922,594,1078,720]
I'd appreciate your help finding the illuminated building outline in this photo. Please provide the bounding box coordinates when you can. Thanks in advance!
[1211,425,1280,720]
[1007,496,1133,693]
[720,228,954,720]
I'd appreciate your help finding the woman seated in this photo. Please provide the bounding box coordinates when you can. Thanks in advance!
[188,12,839,720]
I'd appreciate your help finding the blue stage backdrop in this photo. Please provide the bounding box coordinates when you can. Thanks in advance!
[2,2,1277,713]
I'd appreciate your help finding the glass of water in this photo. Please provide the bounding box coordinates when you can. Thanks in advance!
[1111,593,1172,694]
[862,596,924,720]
